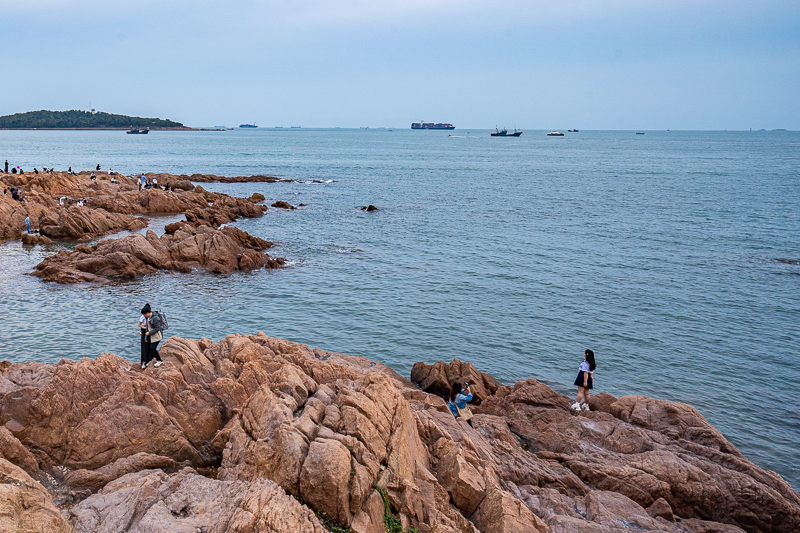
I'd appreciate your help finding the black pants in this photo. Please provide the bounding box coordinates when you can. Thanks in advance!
[147,340,162,365]
[140,329,149,365]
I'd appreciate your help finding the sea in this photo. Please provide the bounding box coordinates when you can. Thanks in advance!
[0,128,798,490]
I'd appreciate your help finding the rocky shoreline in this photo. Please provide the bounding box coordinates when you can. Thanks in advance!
[1,170,288,283]
[1,334,798,533]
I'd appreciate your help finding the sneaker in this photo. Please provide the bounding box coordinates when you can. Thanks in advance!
[582,403,590,411]
[141,362,148,370]
[571,402,581,411]
[154,361,164,368]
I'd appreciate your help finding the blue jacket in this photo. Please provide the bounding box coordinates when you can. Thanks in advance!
[448,391,473,418]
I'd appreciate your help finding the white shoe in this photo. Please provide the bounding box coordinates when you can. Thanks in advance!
[571,402,581,411]
[141,362,148,370]
[582,403,590,411]
[154,361,164,368]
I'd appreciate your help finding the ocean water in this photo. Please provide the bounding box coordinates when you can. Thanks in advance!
[0,128,798,489]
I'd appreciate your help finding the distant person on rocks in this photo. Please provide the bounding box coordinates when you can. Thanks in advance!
[90,173,96,181]
[11,167,17,174]
[140,174,146,191]
[4,160,8,173]
[96,164,101,171]
[59,196,66,206]
[448,382,474,426]
[571,349,596,411]
[34,168,39,174]
[143,308,164,368]
[25,215,30,234]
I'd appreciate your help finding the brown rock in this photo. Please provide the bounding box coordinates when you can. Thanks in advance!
[410,359,503,404]
[471,486,549,533]
[30,223,282,283]
[70,468,327,533]
[299,438,353,525]
[647,496,675,521]
[436,445,486,516]
[0,458,74,533]
[63,452,176,491]
[272,200,297,209]
[21,233,53,245]
[0,426,41,477]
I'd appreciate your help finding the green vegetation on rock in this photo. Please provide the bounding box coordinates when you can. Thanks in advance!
[0,109,184,129]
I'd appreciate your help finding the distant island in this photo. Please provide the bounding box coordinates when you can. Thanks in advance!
[0,109,189,130]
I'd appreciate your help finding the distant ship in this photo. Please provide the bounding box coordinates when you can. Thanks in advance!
[239,123,258,128]
[491,127,522,137]
[547,131,565,136]
[126,127,149,134]
[411,121,455,130]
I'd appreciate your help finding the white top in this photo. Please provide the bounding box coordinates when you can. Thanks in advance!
[579,361,594,374]
[139,315,148,329]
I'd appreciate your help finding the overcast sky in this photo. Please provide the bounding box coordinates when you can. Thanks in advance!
[2,1,799,129]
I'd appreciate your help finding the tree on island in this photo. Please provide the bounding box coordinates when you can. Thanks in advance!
[0,109,185,129]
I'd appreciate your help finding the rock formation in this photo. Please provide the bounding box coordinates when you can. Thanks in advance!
[1,170,288,282]
[0,335,797,532]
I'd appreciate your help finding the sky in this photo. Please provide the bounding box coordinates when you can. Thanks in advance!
[2,0,799,129]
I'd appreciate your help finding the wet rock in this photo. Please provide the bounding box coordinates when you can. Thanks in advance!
[271,200,297,209]
[21,233,53,245]
[361,204,378,211]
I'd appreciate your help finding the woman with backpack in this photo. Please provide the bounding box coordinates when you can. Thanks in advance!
[571,349,597,411]
[142,308,164,369]
[139,304,151,368]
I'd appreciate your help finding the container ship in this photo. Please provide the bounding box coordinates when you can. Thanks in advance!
[239,123,258,128]
[411,121,455,130]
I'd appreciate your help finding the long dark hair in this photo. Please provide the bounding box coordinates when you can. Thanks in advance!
[141,303,151,315]
[585,349,596,371]
[449,382,462,402]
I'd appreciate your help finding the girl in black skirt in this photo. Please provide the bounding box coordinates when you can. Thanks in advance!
[571,349,596,411]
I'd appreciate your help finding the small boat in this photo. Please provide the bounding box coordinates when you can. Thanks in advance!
[568,129,579,132]
[547,131,565,136]
[239,123,258,128]
[126,127,149,134]
[636,132,645,135]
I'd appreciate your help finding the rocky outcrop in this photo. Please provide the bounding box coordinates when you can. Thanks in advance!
[9,170,288,282]
[0,336,797,533]
[30,225,284,283]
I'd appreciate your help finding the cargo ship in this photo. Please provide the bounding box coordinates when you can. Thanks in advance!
[239,123,258,128]
[411,121,455,130]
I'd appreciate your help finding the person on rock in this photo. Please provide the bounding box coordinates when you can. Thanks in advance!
[96,164,101,171]
[572,349,597,411]
[143,308,164,369]
[25,215,31,234]
[448,382,474,426]
[139,304,152,368]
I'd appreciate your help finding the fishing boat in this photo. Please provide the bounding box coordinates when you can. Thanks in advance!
[491,127,522,137]
[547,131,565,136]
[568,129,579,132]
[126,127,149,134]
[636,132,645,135]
